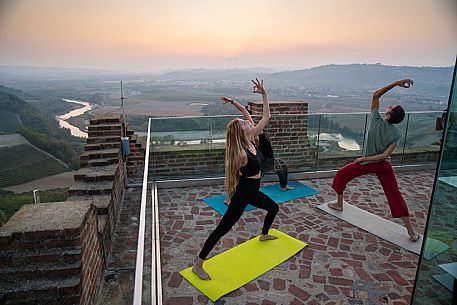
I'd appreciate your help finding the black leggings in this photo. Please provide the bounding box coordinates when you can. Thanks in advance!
[198,176,279,260]
[262,158,289,189]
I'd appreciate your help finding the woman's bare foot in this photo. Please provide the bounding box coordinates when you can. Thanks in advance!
[281,185,294,191]
[192,258,211,280]
[408,231,420,242]
[259,234,278,241]
[328,201,343,211]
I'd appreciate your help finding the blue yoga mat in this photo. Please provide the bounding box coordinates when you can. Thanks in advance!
[202,181,319,215]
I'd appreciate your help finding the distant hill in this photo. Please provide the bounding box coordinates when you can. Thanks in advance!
[1,63,453,94]
[266,64,453,93]
[159,64,453,94]
[160,68,277,81]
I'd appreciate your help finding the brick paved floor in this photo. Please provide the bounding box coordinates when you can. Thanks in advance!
[159,171,435,305]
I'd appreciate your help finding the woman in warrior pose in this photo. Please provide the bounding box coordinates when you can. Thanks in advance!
[192,79,280,280]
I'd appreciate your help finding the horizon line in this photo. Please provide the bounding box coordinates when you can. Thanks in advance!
[0,61,455,75]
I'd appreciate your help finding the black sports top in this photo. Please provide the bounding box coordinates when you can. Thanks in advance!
[240,143,264,177]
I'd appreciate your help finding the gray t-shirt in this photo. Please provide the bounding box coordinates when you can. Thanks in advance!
[362,109,402,164]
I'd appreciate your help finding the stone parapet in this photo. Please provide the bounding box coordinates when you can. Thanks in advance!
[0,114,147,305]
[0,202,99,305]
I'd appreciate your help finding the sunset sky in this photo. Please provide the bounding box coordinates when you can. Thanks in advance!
[0,0,455,71]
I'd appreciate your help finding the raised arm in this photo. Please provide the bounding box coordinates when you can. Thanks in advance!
[250,78,271,136]
[371,79,414,111]
[220,97,254,124]
[354,143,397,163]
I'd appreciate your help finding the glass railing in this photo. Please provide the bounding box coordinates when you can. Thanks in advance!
[412,64,457,305]
[313,113,368,170]
[147,111,443,180]
[149,115,240,180]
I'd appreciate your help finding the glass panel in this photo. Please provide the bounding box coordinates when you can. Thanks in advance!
[149,115,238,180]
[316,113,367,170]
[306,114,320,170]
[391,112,408,166]
[412,64,457,305]
[147,110,443,180]
[125,114,150,135]
[401,112,442,165]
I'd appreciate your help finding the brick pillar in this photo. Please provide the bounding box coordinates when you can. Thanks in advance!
[248,101,316,169]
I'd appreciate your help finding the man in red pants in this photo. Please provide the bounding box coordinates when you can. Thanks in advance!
[329,79,420,241]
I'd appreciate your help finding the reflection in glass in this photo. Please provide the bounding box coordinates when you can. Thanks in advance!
[412,63,456,305]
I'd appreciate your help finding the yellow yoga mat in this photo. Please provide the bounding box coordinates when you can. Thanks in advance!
[179,229,307,302]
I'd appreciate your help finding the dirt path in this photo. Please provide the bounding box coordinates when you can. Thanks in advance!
[3,171,76,193]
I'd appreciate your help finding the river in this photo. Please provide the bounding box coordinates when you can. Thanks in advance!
[56,99,92,138]
[317,132,361,151]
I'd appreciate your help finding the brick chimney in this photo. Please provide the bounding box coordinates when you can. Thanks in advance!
[248,100,316,168]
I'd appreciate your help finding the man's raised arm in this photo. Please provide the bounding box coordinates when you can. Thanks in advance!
[371,79,414,111]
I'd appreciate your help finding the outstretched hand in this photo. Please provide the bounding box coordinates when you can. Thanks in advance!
[220,96,234,105]
[397,79,414,88]
[252,78,266,96]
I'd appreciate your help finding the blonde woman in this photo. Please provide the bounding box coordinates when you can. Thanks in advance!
[220,96,293,192]
[192,79,280,280]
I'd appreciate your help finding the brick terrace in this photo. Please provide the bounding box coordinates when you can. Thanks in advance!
[94,170,435,305]
[159,171,433,305]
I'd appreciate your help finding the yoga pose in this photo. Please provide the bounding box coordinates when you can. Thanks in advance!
[220,96,293,192]
[192,79,280,280]
[329,79,420,241]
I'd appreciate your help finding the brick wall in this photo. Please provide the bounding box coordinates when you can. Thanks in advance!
[249,101,316,168]
[80,205,103,305]
[126,133,146,177]
[69,114,130,304]
[151,146,225,179]
[0,202,98,305]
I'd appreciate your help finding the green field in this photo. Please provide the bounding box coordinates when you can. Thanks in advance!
[0,144,69,188]
[0,111,21,134]
[0,188,69,225]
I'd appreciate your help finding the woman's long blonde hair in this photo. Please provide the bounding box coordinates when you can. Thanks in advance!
[225,119,250,201]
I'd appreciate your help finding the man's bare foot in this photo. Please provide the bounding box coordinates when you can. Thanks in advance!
[192,264,211,280]
[281,185,294,191]
[328,201,343,211]
[408,231,420,242]
[259,234,278,241]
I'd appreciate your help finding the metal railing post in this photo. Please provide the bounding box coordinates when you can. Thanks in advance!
[362,113,368,155]
[401,113,411,166]
[314,114,322,171]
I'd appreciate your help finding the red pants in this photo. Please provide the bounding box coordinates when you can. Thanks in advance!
[332,161,409,218]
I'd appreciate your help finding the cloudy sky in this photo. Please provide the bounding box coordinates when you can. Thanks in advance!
[0,0,455,71]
